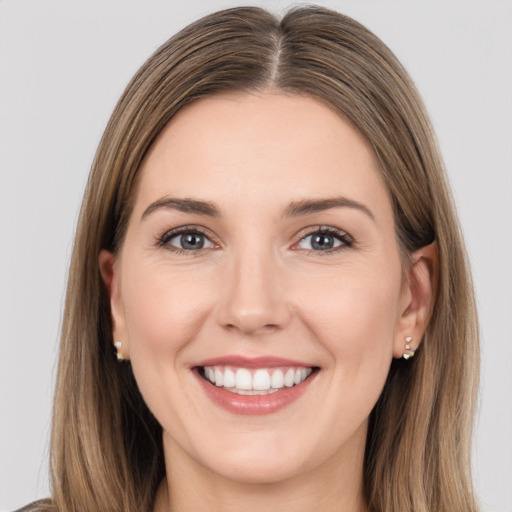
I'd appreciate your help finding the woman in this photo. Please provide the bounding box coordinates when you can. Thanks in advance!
[19,5,479,512]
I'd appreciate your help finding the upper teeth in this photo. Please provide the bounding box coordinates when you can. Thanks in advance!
[203,366,312,394]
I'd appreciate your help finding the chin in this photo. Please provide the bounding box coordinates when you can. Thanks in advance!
[188,427,329,486]
[206,451,308,485]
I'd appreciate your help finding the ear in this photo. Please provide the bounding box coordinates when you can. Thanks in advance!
[393,242,438,358]
[99,250,130,360]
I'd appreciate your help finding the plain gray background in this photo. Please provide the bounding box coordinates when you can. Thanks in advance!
[1,1,511,511]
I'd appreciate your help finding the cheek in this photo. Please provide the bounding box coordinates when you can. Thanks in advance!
[296,260,403,364]
[119,261,220,436]
[296,261,403,430]
[121,261,217,357]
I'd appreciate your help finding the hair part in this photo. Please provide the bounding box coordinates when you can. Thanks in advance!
[44,6,479,512]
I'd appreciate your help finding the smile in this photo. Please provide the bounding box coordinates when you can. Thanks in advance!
[193,357,318,415]
[200,366,313,395]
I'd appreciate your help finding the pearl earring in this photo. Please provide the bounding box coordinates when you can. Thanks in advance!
[402,336,415,360]
[114,341,125,361]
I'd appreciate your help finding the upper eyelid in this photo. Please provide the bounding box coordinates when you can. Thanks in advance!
[163,225,207,235]
[294,225,352,242]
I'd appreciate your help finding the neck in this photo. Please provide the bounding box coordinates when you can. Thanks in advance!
[154,430,368,512]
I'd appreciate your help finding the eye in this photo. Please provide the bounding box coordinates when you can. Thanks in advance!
[295,227,352,252]
[158,227,216,252]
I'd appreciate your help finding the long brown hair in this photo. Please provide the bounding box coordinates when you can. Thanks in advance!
[34,6,479,512]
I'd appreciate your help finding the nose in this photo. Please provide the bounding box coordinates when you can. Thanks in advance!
[216,248,292,336]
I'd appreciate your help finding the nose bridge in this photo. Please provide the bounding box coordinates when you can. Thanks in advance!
[217,239,290,335]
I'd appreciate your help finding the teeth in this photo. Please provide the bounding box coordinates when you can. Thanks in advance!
[253,369,271,390]
[234,388,280,395]
[214,368,223,387]
[271,369,284,389]
[284,368,295,387]
[202,365,313,393]
[235,368,252,390]
[223,368,235,388]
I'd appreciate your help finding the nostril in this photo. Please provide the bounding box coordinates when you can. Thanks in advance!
[223,322,280,335]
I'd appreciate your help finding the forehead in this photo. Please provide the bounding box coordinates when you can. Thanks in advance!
[134,92,390,217]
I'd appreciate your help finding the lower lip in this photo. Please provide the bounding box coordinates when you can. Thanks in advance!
[194,370,317,415]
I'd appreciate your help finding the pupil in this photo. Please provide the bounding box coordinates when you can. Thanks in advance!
[181,233,204,250]
[312,234,334,250]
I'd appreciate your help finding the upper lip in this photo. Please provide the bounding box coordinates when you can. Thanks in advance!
[192,355,314,369]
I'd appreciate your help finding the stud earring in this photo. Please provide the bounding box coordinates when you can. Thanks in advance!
[402,336,415,360]
[114,341,126,361]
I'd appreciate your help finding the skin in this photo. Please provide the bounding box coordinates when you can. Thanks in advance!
[100,92,435,512]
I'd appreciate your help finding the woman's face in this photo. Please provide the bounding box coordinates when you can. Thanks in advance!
[101,93,426,485]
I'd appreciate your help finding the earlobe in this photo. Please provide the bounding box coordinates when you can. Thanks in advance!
[393,242,438,358]
[99,250,129,359]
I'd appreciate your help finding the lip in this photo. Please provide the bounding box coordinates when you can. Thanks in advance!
[193,355,313,369]
[192,356,318,415]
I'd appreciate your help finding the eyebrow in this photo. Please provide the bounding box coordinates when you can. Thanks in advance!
[283,197,375,221]
[141,195,374,221]
[141,197,220,220]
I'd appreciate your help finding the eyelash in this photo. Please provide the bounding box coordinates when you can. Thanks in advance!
[155,225,354,255]
[293,226,354,255]
[156,226,219,256]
